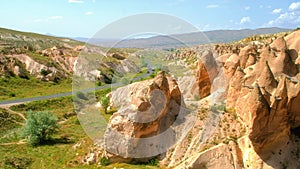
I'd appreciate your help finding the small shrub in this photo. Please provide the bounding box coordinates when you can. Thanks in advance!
[21,111,58,145]
[40,69,52,76]
[147,158,159,166]
[96,81,102,86]
[149,74,156,78]
[216,104,226,111]
[8,92,16,97]
[100,95,110,114]
[99,157,110,166]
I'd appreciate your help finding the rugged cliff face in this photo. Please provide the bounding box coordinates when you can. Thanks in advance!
[161,30,300,169]
[96,30,300,169]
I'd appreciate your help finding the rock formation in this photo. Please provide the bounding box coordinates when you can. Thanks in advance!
[195,50,219,98]
[160,30,300,168]
[91,30,300,169]
[104,71,184,161]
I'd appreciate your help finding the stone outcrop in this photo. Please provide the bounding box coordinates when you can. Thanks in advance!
[195,50,219,99]
[0,56,27,78]
[104,71,183,161]
[160,30,300,169]
[91,30,300,169]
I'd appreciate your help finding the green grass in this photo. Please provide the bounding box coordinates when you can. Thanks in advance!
[0,108,24,143]
[0,94,165,169]
[0,77,72,101]
[0,118,93,169]
[10,96,74,119]
[0,63,165,168]
[0,96,94,169]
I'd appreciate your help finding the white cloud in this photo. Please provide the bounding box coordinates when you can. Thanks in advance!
[245,6,250,10]
[85,11,93,15]
[240,16,251,24]
[206,4,219,8]
[68,0,84,3]
[266,11,300,28]
[289,2,300,11]
[259,5,264,8]
[272,8,282,14]
[49,16,63,20]
[266,2,300,28]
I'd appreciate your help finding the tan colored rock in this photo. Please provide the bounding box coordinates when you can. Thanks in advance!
[224,53,240,82]
[245,84,271,156]
[97,29,300,169]
[286,77,300,128]
[270,50,297,76]
[177,143,242,169]
[196,61,211,99]
[13,65,26,78]
[256,61,277,104]
[105,71,183,160]
[239,45,257,68]
[226,67,245,108]
[285,30,300,52]
[216,53,230,65]
[195,51,218,98]
[270,36,287,52]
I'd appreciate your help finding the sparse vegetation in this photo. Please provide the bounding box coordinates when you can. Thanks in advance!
[132,158,159,167]
[0,96,94,168]
[100,95,110,114]
[100,157,111,166]
[21,111,58,145]
[3,156,33,169]
[40,68,52,76]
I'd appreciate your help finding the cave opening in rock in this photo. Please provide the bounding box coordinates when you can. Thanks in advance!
[291,126,300,138]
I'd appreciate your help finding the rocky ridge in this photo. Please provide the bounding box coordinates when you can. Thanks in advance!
[0,28,140,83]
[92,30,300,169]
[161,29,300,169]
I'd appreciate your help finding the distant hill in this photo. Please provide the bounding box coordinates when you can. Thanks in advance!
[0,27,83,51]
[75,27,291,48]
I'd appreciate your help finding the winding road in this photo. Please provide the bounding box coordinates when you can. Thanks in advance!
[0,64,154,107]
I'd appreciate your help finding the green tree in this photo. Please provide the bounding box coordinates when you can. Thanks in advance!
[21,111,58,145]
[100,96,110,114]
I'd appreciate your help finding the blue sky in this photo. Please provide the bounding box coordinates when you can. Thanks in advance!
[1,0,300,38]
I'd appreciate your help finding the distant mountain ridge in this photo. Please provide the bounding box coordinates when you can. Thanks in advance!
[75,27,291,48]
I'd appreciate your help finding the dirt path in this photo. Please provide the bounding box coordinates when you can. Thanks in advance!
[0,139,27,146]
[3,107,27,121]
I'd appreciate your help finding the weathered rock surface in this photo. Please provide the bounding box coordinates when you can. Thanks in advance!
[195,50,218,98]
[104,71,183,161]
[0,56,27,78]
[91,30,300,169]
[161,30,300,169]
